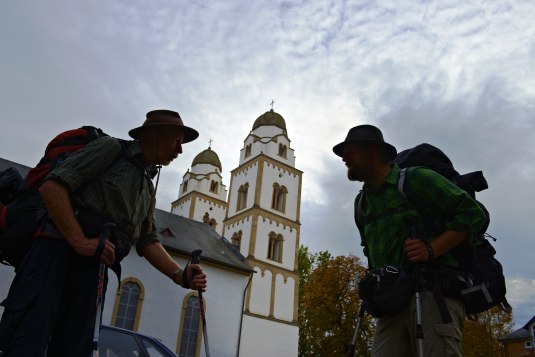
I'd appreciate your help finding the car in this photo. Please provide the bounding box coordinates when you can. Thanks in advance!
[99,325,178,357]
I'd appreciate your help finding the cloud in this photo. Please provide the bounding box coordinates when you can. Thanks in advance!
[1,0,535,328]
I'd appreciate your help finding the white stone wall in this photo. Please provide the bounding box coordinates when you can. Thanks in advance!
[259,161,300,221]
[191,197,227,235]
[254,215,297,271]
[227,162,259,216]
[179,168,227,202]
[239,315,298,357]
[224,216,253,257]
[274,274,295,321]
[248,267,272,316]
[170,196,192,217]
[240,132,296,167]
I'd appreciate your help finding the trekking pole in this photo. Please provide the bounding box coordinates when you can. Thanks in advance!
[92,222,115,357]
[409,222,425,357]
[191,249,210,357]
[346,303,366,357]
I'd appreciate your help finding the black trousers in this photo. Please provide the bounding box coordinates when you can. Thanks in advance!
[0,238,107,357]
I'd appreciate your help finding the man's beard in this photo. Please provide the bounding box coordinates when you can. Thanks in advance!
[347,166,365,182]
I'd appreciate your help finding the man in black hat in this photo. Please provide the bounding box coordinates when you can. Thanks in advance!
[0,110,207,357]
[334,125,486,356]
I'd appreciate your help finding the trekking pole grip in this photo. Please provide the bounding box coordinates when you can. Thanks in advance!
[191,249,202,265]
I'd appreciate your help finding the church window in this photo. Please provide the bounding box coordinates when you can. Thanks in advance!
[278,144,287,158]
[271,183,288,213]
[231,230,242,250]
[267,232,284,262]
[210,180,218,193]
[183,180,188,193]
[178,294,202,357]
[237,183,249,211]
[245,144,252,158]
[113,278,144,331]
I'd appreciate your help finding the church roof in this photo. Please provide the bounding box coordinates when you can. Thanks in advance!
[252,109,287,131]
[191,147,222,171]
[0,157,31,176]
[155,209,252,273]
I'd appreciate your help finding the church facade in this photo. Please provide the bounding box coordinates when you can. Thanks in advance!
[171,109,302,356]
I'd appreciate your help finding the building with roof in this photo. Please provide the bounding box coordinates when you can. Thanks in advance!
[499,315,535,356]
[0,107,301,356]
[172,108,301,356]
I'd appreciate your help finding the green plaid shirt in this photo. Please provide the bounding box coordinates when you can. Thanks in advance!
[47,136,158,255]
[355,164,486,270]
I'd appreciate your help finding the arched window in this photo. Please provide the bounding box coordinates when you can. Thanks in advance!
[210,180,218,193]
[278,144,287,158]
[271,183,288,213]
[178,294,202,357]
[267,232,284,262]
[237,183,249,211]
[112,278,144,331]
[245,144,252,158]
[183,180,188,193]
[231,230,242,250]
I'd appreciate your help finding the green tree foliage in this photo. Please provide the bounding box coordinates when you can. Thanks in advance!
[461,306,514,357]
[298,246,374,356]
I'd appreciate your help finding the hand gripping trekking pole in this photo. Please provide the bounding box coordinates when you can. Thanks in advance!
[92,222,115,357]
[191,249,210,357]
[409,222,425,357]
[346,303,366,357]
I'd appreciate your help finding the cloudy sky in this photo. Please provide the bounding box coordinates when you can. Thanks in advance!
[1,0,534,328]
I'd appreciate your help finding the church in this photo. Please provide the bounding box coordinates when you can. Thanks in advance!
[0,108,302,356]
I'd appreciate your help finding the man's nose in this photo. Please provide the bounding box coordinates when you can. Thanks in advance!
[175,142,183,154]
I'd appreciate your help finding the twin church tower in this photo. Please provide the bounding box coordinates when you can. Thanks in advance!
[170,108,302,354]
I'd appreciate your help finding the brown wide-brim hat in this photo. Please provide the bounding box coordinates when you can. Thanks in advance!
[128,109,199,143]
[332,124,397,160]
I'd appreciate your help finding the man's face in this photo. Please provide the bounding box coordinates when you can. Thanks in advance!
[341,142,373,182]
[156,127,184,166]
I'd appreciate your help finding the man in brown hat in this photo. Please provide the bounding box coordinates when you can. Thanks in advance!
[0,110,207,357]
[334,125,486,356]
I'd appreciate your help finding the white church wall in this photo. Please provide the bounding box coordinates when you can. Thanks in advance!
[170,196,192,217]
[102,249,251,357]
[260,161,300,221]
[224,217,253,257]
[228,162,258,215]
[248,267,272,316]
[239,315,298,357]
[191,197,226,235]
[274,274,295,321]
[254,216,297,271]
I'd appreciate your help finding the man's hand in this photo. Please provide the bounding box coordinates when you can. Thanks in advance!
[184,264,207,292]
[404,239,430,263]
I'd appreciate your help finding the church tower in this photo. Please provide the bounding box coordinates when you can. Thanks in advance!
[170,146,228,235]
[223,109,301,357]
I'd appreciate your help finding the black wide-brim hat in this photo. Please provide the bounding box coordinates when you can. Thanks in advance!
[129,109,199,143]
[332,124,397,160]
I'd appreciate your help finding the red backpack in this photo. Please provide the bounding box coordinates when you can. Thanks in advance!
[0,126,109,267]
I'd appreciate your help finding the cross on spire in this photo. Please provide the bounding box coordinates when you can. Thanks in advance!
[270,100,275,111]
[208,138,213,149]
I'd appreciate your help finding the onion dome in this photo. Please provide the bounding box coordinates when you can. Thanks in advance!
[252,109,287,131]
[191,147,222,171]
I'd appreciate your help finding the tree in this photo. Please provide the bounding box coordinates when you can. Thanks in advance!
[298,246,374,356]
[461,306,514,357]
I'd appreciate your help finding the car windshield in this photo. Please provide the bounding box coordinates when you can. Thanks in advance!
[99,328,141,357]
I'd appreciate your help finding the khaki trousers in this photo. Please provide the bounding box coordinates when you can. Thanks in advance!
[371,292,465,357]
